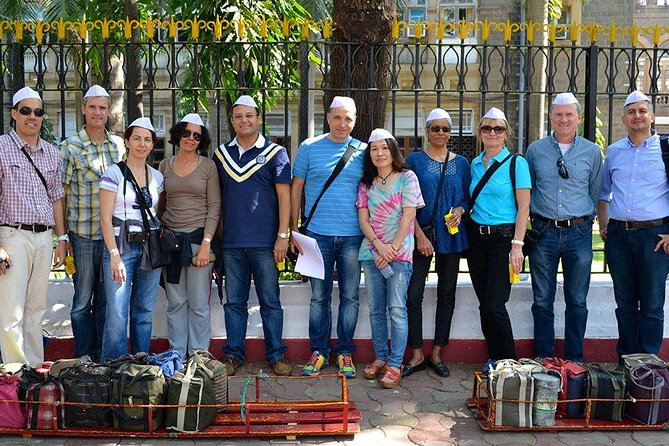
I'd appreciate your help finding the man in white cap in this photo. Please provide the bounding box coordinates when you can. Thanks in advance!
[0,86,68,364]
[213,94,292,376]
[290,95,366,378]
[597,90,669,363]
[525,92,602,363]
[60,84,125,361]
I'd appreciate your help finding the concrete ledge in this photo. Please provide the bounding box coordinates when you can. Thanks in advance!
[43,278,669,363]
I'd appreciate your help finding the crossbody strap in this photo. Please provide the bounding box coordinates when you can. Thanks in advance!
[427,154,448,225]
[20,147,48,192]
[301,141,358,231]
[469,153,513,209]
[660,136,669,180]
[117,161,158,232]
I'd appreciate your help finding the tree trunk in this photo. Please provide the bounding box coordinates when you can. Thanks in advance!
[328,0,395,141]
[124,0,143,123]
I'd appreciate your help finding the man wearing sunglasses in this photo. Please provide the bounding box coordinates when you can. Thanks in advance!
[525,92,602,363]
[0,86,68,364]
[598,90,669,363]
[213,95,292,376]
[60,85,125,361]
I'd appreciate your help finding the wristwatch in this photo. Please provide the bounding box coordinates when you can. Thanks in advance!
[57,234,69,242]
[278,231,289,239]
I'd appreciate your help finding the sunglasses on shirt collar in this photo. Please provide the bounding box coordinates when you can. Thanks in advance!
[15,106,45,117]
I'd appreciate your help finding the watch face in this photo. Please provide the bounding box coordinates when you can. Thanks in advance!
[279,232,288,239]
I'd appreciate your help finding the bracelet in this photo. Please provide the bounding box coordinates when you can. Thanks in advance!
[511,239,525,246]
[203,237,212,244]
[110,248,120,256]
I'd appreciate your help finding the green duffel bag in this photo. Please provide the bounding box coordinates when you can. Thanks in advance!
[166,360,217,432]
[111,363,167,431]
[189,350,228,411]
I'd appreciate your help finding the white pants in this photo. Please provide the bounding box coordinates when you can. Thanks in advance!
[0,226,53,365]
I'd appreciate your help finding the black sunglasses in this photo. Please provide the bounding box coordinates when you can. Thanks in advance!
[181,129,202,141]
[430,126,452,133]
[16,106,45,117]
[138,186,153,208]
[557,156,569,179]
[480,125,506,134]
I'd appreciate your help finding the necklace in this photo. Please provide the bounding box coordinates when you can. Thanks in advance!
[378,171,393,185]
[177,154,199,165]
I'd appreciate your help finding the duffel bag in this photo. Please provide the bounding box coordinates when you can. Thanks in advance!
[59,363,114,428]
[622,353,668,385]
[48,355,92,379]
[488,359,535,427]
[26,375,66,430]
[543,357,587,418]
[189,350,228,411]
[165,360,217,432]
[148,349,183,380]
[585,363,626,421]
[0,371,26,428]
[626,363,669,425]
[111,362,167,431]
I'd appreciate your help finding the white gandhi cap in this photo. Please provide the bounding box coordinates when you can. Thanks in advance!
[128,117,155,133]
[330,96,356,114]
[552,92,579,106]
[426,108,452,126]
[368,128,395,143]
[624,90,651,107]
[482,107,507,122]
[12,87,42,107]
[233,95,258,109]
[84,85,110,98]
[180,113,204,126]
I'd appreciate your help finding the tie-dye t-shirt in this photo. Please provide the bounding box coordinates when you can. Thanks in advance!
[356,170,425,262]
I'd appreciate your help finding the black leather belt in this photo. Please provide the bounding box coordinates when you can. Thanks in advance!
[472,223,515,237]
[608,217,669,231]
[532,214,590,228]
[1,223,53,233]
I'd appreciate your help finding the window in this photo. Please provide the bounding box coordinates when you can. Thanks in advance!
[152,114,165,135]
[264,112,291,148]
[402,0,427,38]
[438,1,476,38]
[55,112,77,140]
[553,8,571,40]
[445,109,474,134]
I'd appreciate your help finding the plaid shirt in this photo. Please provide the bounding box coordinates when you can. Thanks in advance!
[61,127,125,239]
[0,130,65,227]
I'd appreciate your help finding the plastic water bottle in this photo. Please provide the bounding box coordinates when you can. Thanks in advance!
[369,247,394,279]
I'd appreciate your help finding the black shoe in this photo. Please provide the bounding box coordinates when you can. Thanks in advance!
[427,359,450,377]
[400,360,426,378]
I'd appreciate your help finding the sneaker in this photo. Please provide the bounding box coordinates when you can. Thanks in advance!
[302,351,328,376]
[222,355,243,376]
[271,358,292,376]
[337,353,356,378]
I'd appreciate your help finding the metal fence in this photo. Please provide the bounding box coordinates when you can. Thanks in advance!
[2,17,669,274]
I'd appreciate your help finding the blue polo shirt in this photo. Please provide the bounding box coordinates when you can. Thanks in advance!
[469,147,531,225]
[293,134,366,236]
[213,134,291,249]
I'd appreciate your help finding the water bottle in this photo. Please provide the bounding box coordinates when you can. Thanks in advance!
[369,247,394,279]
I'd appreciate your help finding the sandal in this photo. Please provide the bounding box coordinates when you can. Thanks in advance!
[363,360,387,380]
[380,365,402,389]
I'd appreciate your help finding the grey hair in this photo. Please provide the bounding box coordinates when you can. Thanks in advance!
[83,96,112,107]
[549,102,582,114]
[623,100,654,113]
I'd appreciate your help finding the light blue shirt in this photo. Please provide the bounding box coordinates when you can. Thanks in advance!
[600,132,669,221]
[293,134,366,236]
[526,134,602,219]
[469,147,532,225]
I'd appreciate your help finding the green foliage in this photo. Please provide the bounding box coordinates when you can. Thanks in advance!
[578,105,606,156]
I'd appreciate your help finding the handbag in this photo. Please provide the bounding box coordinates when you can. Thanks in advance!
[159,226,180,254]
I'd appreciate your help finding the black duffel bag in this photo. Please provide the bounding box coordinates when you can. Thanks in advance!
[585,363,626,421]
[59,363,115,428]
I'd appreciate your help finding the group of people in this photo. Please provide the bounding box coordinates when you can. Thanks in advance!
[0,84,666,389]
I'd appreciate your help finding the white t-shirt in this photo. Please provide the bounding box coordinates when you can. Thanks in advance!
[100,163,164,236]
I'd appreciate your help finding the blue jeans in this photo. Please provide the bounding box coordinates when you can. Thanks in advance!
[222,248,286,364]
[362,260,412,368]
[605,222,669,359]
[101,242,161,361]
[69,233,106,359]
[529,217,593,362]
[307,231,364,358]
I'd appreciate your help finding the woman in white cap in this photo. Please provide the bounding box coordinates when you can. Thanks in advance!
[403,108,471,378]
[157,114,220,358]
[467,107,531,361]
[356,128,424,389]
[99,117,165,361]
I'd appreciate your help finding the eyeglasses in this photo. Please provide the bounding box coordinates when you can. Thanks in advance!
[181,129,202,141]
[480,125,506,135]
[16,106,45,117]
[430,126,452,133]
[557,156,569,179]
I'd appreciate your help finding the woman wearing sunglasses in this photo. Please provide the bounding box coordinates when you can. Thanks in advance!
[402,108,471,379]
[357,129,424,389]
[99,117,164,361]
[156,114,220,358]
[466,107,531,361]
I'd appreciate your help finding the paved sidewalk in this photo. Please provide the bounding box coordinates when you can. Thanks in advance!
[1,363,668,446]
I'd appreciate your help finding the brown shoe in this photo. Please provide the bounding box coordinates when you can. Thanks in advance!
[271,358,292,376]
[222,355,243,376]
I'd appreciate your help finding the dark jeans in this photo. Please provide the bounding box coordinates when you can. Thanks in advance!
[406,251,460,349]
[69,232,106,359]
[605,222,669,359]
[466,227,516,360]
[529,218,593,362]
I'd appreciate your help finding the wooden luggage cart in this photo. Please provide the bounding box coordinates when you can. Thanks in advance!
[467,371,669,431]
[0,373,360,439]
